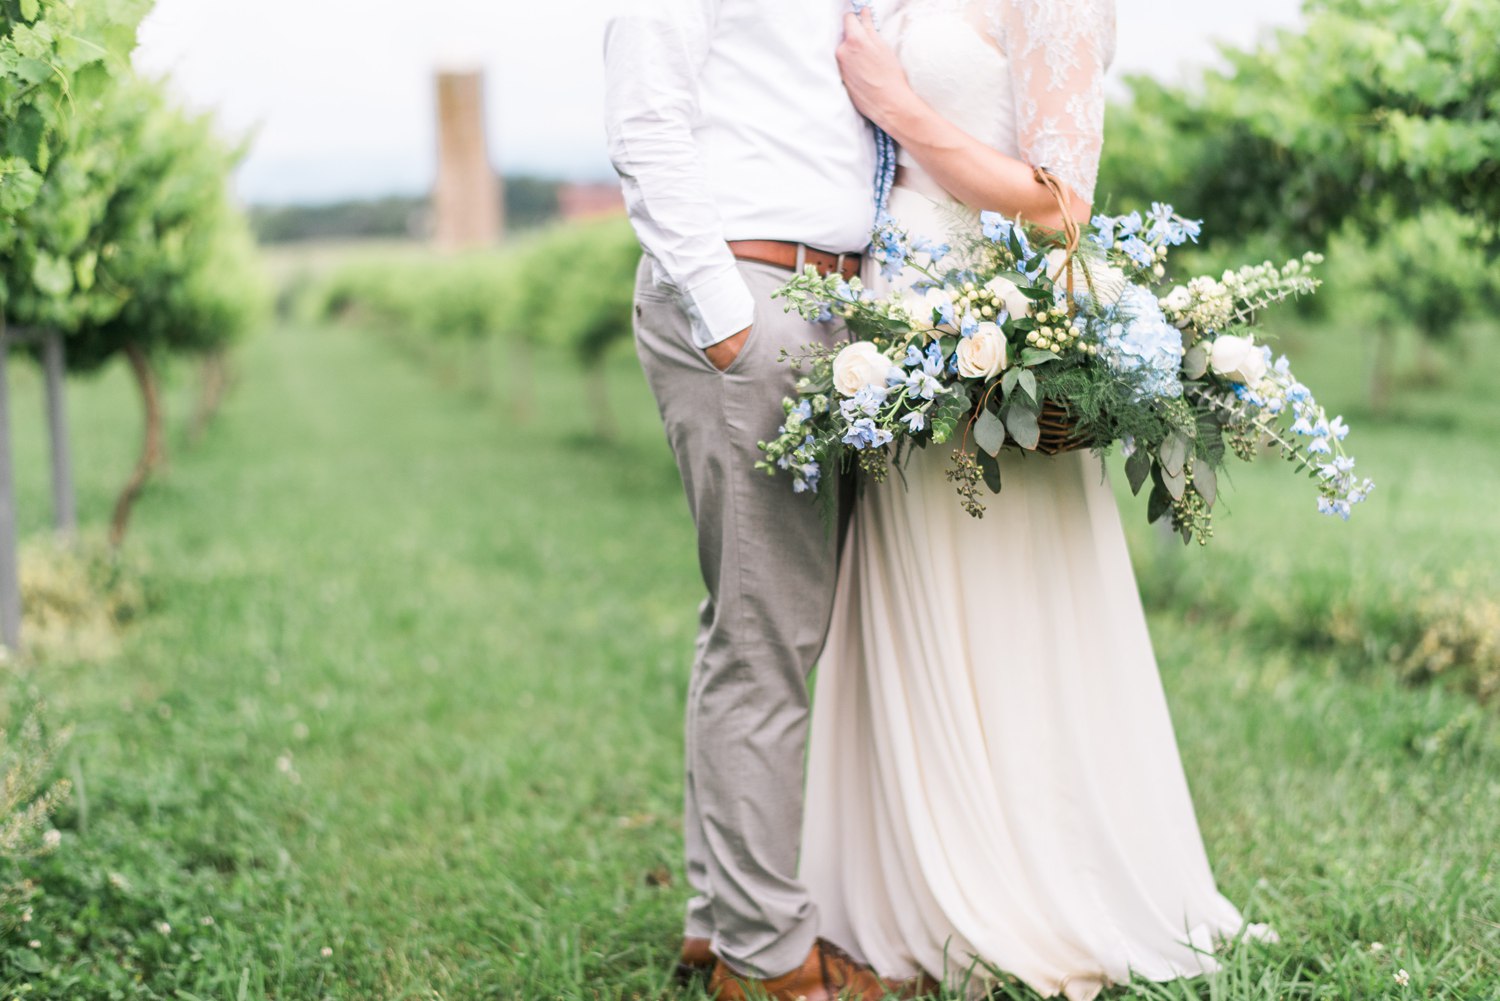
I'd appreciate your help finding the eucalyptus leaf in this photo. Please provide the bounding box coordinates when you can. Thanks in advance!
[1159,431,1190,478]
[1161,460,1187,501]
[1020,347,1061,367]
[1147,482,1172,525]
[1195,461,1218,507]
[974,407,1006,457]
[1004,403,1040,451]
[1125,449,1152,495]
[1001,367,1021,395]
[1183,344,1209,380]
[978,450,1002,494]
[1017,369,1038,404]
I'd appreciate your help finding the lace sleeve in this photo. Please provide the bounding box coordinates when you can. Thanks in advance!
[989,0,1115,205]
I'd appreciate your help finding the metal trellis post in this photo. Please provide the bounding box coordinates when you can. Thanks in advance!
[0,317,23,653]
[41,330,76,536]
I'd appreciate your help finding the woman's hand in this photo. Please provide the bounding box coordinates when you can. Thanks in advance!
[836,8,919,132]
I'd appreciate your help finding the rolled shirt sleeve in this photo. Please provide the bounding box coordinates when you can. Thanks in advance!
[604,1,755,348]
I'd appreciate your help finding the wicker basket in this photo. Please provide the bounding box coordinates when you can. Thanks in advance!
[1034,399,1087,455]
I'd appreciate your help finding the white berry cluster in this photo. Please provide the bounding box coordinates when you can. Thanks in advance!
[1160,275,1234,334]
[1025,305,1096,356]
[954,281,1003,321]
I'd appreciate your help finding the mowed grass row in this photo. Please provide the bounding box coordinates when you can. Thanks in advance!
[0,312,1495,999]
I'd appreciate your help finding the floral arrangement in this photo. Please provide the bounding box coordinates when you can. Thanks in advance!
[757,203,1374,544]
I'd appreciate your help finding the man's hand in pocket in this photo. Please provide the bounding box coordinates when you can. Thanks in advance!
[705,326,752,372]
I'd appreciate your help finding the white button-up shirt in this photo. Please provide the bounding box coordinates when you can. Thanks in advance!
[604,0,878,348]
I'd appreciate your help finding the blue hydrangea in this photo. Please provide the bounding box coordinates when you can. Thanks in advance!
[1097,284,1185,399]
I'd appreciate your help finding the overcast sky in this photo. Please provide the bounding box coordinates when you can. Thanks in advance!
[134,0,1302,206]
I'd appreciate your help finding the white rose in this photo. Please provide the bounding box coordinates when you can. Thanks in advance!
[1208,334,1269,386]
[832,341,896,397]
[1048,249,1127,306]
[1085,262,1128,306]
[921,287,959,331]
[984,276,1032,319]
[1045,248,1071,283]
[956,323,1007,380]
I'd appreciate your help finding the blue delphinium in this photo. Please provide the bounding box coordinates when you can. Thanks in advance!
[911,236,951,265]
[1095,204,1202,255]
[839,385,888,423]
[1239,353,1374,518]
[904,367,945,401]
[842,417,894,450]
[1097,284,1184,399]
[870,213,910,280]
[1119,235,1155,268]
[980,210,1030,259]
[1146,202,1202,246]
[1090,214,1116,250]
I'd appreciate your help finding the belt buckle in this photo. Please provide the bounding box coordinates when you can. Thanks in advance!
[834,252,848,279]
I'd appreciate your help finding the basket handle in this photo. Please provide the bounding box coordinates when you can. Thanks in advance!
[1032,165,1082,316]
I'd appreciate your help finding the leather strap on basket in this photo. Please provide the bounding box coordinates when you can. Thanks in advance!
[1033,165,1080,318]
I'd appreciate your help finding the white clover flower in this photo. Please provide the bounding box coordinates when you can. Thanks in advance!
[1370,942,1385,953]
[108,872,130,891]
[201,916,215,926]
[43,829,61,849]
[28,939,40,949]
[158,922,172,935]
[321,946,334,958]
[1394,969,1410,987]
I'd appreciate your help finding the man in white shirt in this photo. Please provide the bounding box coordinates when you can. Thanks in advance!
[604,1,888,996]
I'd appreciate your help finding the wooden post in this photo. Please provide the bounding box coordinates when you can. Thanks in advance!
[0,318,23,653]
[42,331,76,537]
[433,69,501,249]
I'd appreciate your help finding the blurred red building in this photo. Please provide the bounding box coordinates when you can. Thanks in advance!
[556,182,625,222]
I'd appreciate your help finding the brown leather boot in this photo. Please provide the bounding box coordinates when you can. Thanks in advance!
[707,938,900,1000]
[901,972,943,999]
[674,936,716,985]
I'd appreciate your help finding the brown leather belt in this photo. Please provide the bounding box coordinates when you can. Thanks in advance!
[728,240,862,281]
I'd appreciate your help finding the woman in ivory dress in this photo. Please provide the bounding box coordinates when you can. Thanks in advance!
[798,2,1271,998]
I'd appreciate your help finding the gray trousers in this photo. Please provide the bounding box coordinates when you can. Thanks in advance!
[633,256,847,978]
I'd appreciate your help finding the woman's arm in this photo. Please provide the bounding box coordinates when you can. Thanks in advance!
[836,2,1113,229]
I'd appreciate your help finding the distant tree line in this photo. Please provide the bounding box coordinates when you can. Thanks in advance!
[251,175,564,244]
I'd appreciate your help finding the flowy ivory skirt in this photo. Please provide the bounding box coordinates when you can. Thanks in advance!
[799,184,1267,1001]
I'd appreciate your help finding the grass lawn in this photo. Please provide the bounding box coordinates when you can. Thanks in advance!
[1,313,1496,999]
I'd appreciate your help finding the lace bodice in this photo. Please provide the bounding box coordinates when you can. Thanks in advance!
[887,0,1115,203]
